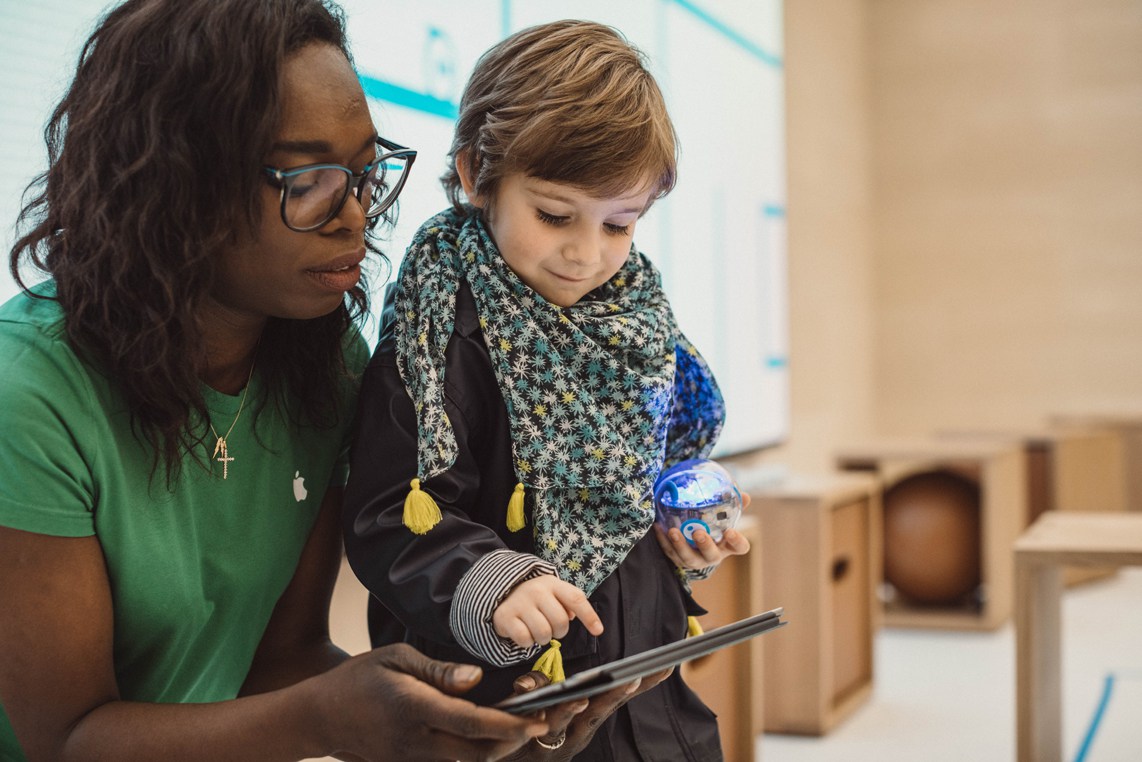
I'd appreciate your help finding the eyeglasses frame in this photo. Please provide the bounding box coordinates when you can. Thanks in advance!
[263,136,417,232]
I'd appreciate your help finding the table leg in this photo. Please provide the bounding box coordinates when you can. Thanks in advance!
[1016,559,1062,762]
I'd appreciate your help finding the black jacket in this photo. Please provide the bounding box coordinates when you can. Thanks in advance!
[343,283,723,761]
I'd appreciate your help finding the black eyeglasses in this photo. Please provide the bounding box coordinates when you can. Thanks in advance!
[263,136,417,232]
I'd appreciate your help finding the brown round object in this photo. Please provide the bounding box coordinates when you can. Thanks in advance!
[883,470,982,604]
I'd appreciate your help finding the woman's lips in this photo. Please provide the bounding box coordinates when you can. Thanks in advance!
[306,264,361,292]
[306,249,365,292]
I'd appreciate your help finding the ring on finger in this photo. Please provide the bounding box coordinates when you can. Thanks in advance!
[535,733,567,750]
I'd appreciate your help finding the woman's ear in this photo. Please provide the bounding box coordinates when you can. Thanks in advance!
[455,150,484,208]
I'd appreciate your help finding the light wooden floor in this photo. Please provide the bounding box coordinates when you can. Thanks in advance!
[761,568,1142,762]
[316,560,1142,762]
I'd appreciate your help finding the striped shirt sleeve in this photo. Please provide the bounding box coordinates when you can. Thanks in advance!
[684,564,717,582]
[450,548,558,666]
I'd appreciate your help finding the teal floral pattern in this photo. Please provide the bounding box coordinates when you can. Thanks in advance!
[394,206,724,595]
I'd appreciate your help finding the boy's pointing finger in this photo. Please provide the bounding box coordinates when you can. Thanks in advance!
[554,583,604,636]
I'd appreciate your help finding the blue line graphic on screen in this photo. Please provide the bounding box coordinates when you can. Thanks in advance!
[422,26,460,105]
[358,2,782,120]
[757,202,788,370]
[358,74,457,120]
[665,0,782,68]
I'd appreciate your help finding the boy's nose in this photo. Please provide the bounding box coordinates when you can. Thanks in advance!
[562,235,602,266]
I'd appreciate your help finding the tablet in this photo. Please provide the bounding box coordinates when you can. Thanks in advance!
[494,607,787,714]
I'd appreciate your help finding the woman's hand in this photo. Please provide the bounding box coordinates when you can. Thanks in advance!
[3,529,543,761]
[492,575,604,649]
[500,667,675,760]
[654,492,752,571]
[316,643,548,761]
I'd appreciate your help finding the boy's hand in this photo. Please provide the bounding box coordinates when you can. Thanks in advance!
[653,493,752,571]
[493,576,604,649]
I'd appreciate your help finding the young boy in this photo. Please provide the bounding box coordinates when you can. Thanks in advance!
[344,20,750,760]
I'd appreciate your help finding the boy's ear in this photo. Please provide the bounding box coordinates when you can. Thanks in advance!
[455,150,484,207]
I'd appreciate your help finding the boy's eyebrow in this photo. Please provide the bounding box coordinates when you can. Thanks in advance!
[528,186,646,215]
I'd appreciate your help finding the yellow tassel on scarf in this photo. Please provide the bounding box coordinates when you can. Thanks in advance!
[506,482,526,532]
[687,616,704,638]
[532,638,565,683]
[403,478,442,535]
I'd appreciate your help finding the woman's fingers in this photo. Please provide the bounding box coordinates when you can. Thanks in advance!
[540,696,590,739]
[635,666,674,695]
[508,670,588,757]
[512,669,550,694]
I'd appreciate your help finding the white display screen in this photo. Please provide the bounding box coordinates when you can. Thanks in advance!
[0,0,787,454]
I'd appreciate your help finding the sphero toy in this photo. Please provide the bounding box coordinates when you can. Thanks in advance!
[653,458,743,546]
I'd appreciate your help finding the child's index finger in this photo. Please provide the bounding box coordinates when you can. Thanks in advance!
[554,584,604,636]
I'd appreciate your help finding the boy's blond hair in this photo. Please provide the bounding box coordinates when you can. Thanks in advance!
[443,19,677,212]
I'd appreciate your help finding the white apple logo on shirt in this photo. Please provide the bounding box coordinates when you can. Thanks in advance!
[293,470,308,502]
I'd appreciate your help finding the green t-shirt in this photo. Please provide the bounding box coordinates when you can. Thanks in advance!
[0,286,368,760]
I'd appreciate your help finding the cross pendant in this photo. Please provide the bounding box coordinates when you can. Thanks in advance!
[213,437,235,479]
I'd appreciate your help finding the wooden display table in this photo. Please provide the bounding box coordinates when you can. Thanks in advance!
[1014,512,1142,762]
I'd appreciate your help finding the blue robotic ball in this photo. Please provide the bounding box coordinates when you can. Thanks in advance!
[653,458,743,547]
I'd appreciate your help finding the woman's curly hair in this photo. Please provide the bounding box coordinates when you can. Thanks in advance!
[8,0,384,483]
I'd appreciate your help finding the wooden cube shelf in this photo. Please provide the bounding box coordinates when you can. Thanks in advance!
[683,515,764,761]
[937,427,1130,525]
[1051,413,1142,513]
[937,427,1127,586]
[836,438,1026,630]
[746,473,880,735]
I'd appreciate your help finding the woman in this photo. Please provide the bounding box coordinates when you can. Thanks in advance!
[0,1,659,759]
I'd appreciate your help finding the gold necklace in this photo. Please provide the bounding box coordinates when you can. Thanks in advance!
[208,358,256,480]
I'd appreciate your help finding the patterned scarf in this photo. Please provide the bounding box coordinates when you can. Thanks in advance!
[394,206,725,596]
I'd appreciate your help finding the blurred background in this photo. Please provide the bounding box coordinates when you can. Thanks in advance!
[759,0,1142,477]
[4,0,1138,472]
